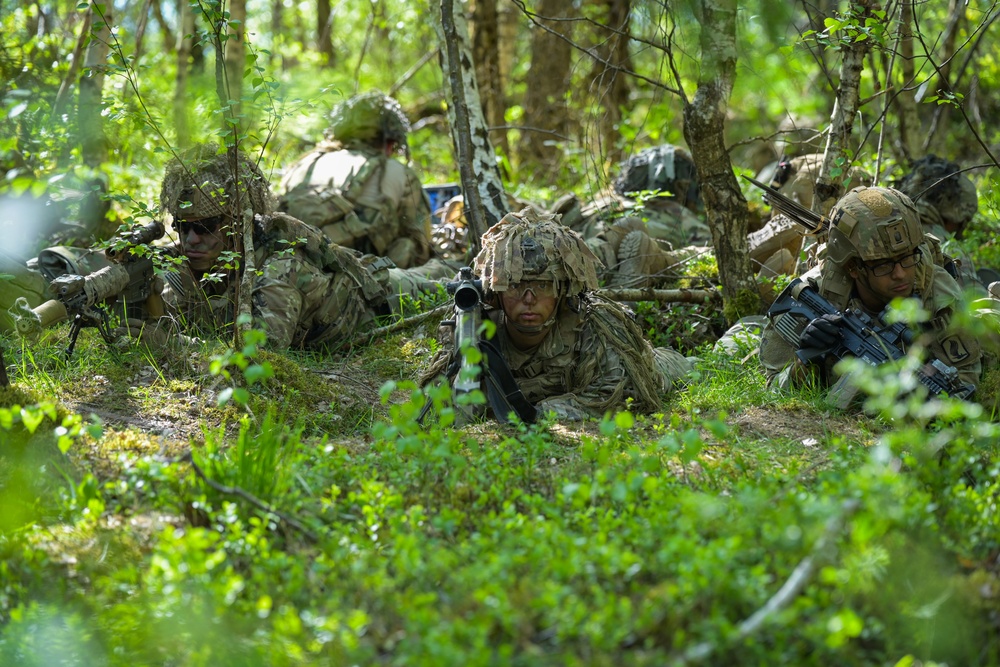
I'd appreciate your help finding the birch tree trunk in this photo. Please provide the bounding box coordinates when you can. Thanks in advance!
[437,0,507,257]
[812,0,875,213]
[682,0,760,322]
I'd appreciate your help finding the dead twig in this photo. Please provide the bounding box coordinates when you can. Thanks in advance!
[174,450,320,544]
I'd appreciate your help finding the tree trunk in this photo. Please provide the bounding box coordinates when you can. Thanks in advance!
[587,0,631,167]
[516,0,573,176]
[151,0,175,53]
[271,0,284,68]
[52,7,92,123]
[472,0,510,168]
[317,0,334,64]
[437,0,507,257]
[682,0,760,322]
[812,0,875,212]
[894,0,922,162]
[174,0,193,147]
[78,1,113,239]
[224,0,246,137]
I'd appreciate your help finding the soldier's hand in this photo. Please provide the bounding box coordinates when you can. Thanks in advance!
[798,313,842,361]
[115,318,171,352]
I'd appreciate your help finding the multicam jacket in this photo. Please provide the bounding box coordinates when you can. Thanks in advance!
[161,212,385,350]
[277,145,432,269]
[759,253,983,393]
[424,293,692,421]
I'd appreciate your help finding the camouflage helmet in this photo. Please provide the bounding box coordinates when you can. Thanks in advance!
[160,143,274,223]
[893,154,978,230]
[613,144,702,211]
[826,186,922,266]
[327,91,411,155]
[474,207,602,296]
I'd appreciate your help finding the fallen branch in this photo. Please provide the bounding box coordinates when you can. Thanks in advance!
[353,301,452,346]
[596,288,720,303]
[175,450,320,544]
[670,498,862,666]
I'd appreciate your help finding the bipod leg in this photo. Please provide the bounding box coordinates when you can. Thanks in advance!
[65,314,86,359]
[0,342,8,387]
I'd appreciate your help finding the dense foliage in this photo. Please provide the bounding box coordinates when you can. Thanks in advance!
[2,1,1000,665]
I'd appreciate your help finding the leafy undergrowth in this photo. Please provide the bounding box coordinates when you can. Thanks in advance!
[1,322,1000,666]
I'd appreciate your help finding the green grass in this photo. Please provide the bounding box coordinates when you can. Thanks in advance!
[1,317,1000,666]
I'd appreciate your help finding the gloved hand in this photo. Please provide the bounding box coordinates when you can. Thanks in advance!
[115,317,172,352]
[797,313,843,362]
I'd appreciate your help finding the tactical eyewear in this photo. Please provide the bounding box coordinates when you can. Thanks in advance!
[506,280,557,301]
[176,215,227,237]
[862,248,922,277]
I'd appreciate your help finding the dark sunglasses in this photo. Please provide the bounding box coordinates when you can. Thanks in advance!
[175,215,227,236]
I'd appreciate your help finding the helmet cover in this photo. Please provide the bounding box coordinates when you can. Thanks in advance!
[160,143,274,223]
[474,207,602,296]
[826,186,922,265]
[328,91,411,154]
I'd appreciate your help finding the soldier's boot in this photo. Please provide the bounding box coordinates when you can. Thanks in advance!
[608,228,675,288]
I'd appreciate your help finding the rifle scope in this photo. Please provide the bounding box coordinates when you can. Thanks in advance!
[105,220,165,262]
[448,267,483,312]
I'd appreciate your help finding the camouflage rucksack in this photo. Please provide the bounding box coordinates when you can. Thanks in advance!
[613,144,702,211]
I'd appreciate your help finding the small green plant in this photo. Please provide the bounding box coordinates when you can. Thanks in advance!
[208,315,275,407]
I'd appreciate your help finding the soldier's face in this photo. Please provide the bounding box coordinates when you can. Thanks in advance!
[500,280,558,328]
[177,215,228,273]
[849,252,917,310]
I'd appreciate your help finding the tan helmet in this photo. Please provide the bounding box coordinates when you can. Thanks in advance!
[160,143,274,224]
[473,207,603,297]
[825,186,922,266]
[327,91,411,156]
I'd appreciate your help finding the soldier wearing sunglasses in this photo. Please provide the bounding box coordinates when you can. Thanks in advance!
[136,143,393,351]
[421,208,694,421]
[759,186,982,396]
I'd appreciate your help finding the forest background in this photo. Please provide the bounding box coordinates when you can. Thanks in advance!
[2,0,1000,665]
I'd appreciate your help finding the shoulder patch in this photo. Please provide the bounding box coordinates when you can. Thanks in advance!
[940,335,971,363]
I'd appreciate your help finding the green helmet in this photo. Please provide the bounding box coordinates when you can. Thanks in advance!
[474,207,602,296]
[894,154,978,230]
[826,186,922,266]
[160,143,274,223]
[328,91,411,155]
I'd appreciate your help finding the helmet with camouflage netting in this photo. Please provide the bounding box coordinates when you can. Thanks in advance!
[473,207,602,297]
[893,154,978,232]
[613,144,702,210]
[825,186,923,266]
[160,143,274,226]
[327,91,411,156]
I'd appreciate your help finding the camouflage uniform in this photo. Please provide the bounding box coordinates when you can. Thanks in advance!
[759,186,982,397]
[421,208,692,421]
[893,154,983,293]
[277,92,433,269]
[157,144,387,350]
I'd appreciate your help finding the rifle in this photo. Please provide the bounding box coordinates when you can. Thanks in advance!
[769,277,976,407]
[420,266,536,425]
[13,220,165,357]
[743,175,830,234]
